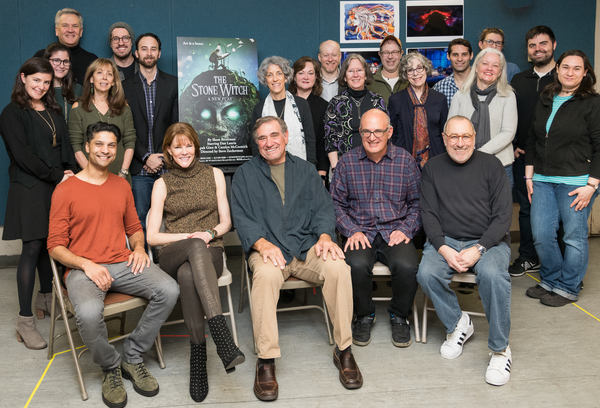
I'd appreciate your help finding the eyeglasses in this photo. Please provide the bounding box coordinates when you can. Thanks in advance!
[49,58,70,67]
[360,127,389,138]
[111,35,132,44]
[347,69,364,75]
[484,39,503,47]
[444,133,474,143]
[406,66,425,76]
[380,50,401,57]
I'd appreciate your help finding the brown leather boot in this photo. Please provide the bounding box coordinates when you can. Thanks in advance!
[16,314,47,350]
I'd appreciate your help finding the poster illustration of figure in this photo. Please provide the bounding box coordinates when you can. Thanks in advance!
[177,37,259,165]
[340,1,400,43]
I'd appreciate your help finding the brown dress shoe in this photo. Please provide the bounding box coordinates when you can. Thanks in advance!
[254,361,278,401]
[333,347,363,389]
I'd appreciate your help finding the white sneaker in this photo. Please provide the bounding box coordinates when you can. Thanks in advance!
[486,345,512,386]
[440,312,474,359]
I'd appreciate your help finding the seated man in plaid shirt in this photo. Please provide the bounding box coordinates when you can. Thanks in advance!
[330,109,421,348]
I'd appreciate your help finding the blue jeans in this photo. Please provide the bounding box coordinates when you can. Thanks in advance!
[504,164,514,189]
[531,181,598,300]
[513,155,537,262]
[66,261,179,370]
[131,174,161,232]
[417,237,511,352]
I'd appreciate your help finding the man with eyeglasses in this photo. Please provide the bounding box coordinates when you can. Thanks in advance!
[109,22,138,81]
[478,28,520,82]
[367,35,408,104]
[34,8,97,85]
[330,109,421,348]
[418,115,513,386]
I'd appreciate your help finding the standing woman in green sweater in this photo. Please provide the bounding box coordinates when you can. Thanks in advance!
[68,58,136,182]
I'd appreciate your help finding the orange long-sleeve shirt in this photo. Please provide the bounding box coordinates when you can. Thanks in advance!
[47,174,142,266]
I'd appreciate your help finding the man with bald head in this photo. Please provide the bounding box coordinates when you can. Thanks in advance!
[330,109,421,348]
[318,40,343,101]
[417,115,513,386]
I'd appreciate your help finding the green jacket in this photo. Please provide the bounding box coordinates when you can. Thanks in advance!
[367,68,408,105]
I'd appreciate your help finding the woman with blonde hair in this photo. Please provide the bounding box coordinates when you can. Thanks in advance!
[69,58,136,182]
[449,48,517,185]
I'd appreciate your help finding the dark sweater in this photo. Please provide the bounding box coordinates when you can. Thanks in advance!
[251,95,317,166]
[388,87,448,159]
[420,150,512,251]
[306,93,329,172]
[35,44,98,85]
[510,67,555,150]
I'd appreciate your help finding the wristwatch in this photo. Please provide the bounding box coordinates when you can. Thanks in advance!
[587,182,598,190]
[475,243,487,256]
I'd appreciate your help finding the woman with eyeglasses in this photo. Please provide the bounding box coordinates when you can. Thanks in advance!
[448,48,517,185]
[68,58,136,183]
[0,58,75,349]
[43,43,83,125]
[524,50,600,307]
[250,56,316,165]
[324,54,387,171]
[388,52,448,169]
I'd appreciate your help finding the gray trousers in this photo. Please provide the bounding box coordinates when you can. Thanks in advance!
[66,261,179,370]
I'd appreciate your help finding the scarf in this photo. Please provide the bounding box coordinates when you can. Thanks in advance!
[262,91,306,160]
[408,85,430,167]
[470,82,497,149]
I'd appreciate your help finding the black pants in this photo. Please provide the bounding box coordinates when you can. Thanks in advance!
[344,233,419,319]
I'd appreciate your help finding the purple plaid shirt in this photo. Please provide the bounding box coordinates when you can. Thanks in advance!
[330,142,422,243]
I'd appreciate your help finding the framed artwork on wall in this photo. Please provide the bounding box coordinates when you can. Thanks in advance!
[406,0,464,43]
[340,1,400,44]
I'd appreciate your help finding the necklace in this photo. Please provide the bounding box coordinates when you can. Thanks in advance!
[278,103,286,119]
[94,102,110,124]
[351,96,365,119]
[35,109,57,147]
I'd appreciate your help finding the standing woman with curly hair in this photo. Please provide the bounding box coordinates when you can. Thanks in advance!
[69,58,136,183]
[250,56,316,165]
[0,58,76,349]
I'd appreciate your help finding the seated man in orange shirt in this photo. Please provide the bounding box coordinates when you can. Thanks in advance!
[48,122,179,408]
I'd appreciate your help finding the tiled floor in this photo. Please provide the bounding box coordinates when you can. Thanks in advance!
[2,240,600,408]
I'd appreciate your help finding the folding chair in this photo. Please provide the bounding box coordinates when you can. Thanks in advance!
[421,272,486,343]
[371,261,421,343]
[47,257,165,401]
[238,250,334,354]
[146,212,238,345]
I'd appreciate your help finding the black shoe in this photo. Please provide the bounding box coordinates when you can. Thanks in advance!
[207,315,245,373]
[280,289,296,304]
[352,314,375,346]
[509,258,540,277]
[457,282,476,295]
[190,341,208,402]
[526,284,549,299]
[390,314,412,348]
[540,291,575,307]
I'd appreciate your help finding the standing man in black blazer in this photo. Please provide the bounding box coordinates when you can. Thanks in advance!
[122,33,178,234]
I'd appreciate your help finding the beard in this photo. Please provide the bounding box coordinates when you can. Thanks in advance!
[139,57,158,69]
[531,52,554,68]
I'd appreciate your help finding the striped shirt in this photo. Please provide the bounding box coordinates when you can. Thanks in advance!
[139,70,166,176]
[330,142,422,242]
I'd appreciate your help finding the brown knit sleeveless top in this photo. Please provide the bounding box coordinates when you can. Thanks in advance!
[161,159,224,249]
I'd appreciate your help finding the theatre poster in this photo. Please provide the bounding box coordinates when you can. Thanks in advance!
[177,37,259,165]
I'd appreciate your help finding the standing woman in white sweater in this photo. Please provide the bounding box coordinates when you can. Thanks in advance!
[449,48,517,186]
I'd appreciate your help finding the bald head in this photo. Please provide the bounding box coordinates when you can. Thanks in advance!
[359,109,392,162]
[443,115,476,164]
[319,40,341,76]
[443,115,475,134]
[361,108,390,129]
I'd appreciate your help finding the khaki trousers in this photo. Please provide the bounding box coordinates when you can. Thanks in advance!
[248,245,353,359]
